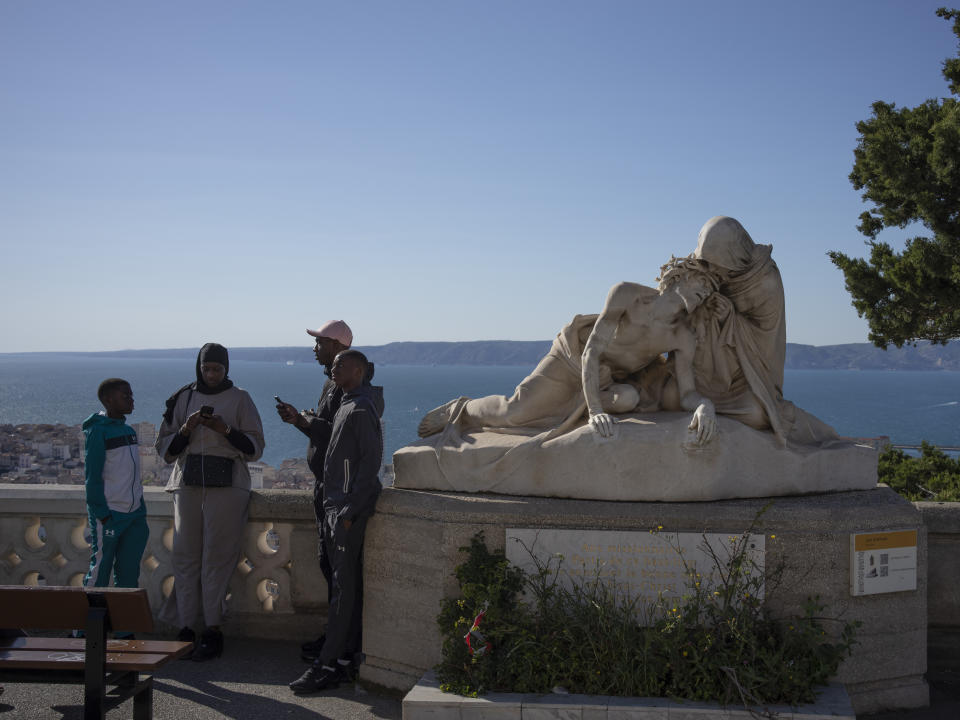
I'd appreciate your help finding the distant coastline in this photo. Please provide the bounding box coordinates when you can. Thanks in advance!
[3,340,960,371]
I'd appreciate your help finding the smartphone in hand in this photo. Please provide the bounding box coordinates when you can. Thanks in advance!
[200,405,214,417]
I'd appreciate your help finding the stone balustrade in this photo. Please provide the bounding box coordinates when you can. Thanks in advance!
[0,484,328,640]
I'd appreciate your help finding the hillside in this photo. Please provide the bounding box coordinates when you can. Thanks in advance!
[785,342,960,371]
[12,340,960,370]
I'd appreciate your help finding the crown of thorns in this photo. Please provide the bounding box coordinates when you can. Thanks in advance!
[656,254,720,292]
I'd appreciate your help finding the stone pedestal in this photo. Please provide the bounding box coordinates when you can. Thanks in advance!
[360,486,928,716]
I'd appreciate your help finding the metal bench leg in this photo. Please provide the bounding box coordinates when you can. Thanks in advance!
[133,675,153,720]
[83,605,108,720]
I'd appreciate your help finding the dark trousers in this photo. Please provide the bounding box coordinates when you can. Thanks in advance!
[313,486,333,606]
[317,513,367,667]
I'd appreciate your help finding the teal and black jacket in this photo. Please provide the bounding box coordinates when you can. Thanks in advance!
[82,412,145,519]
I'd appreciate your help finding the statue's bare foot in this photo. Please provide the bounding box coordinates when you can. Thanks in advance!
[418,398,468,437]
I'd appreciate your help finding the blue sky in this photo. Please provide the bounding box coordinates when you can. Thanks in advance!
[1,0,957,352]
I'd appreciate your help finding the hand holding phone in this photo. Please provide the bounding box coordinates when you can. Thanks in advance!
[200,405,215,418]
[275,395,299,424]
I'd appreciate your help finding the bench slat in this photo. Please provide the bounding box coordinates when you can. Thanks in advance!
[0,586,89,629]
[0,585,155,633]
[0,649,189,671]
[0,637,191,656]
[105,590,155,634]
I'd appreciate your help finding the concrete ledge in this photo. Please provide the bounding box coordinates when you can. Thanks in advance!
[914,501,960,631]
[402,671,855,720]
[914,501,960,534]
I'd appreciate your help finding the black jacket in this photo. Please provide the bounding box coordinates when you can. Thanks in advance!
[322,384,383,523]
[301,362,382,483]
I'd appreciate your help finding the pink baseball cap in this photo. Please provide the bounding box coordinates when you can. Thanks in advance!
[306,320,353,347]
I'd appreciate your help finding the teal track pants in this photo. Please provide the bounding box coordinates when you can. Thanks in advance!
[84,511,149,588]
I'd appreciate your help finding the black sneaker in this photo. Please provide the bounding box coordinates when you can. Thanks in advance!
[336,660,358,683]
[176,627,196,660]
[289,665,341,694]
[192,628,223,662]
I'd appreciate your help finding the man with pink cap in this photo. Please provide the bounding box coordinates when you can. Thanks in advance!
[276,320,382,676]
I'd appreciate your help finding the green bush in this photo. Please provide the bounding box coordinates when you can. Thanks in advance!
[436,526,859,708]
[879,442,960,502]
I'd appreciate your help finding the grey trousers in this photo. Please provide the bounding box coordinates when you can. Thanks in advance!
[168,486,249,628]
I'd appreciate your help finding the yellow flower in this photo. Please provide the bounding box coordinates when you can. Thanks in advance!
[769,534,776,539]
[682,650,688,657]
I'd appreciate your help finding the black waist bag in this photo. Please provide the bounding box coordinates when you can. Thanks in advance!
[183,454,234,487]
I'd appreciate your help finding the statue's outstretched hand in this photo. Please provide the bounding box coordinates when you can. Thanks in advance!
[589,412,616,438]
[688,401,717,445]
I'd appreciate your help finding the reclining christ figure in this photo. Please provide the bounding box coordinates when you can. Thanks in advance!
[418,256,722,446]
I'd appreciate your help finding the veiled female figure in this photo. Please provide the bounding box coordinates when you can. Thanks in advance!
[690,216,836,445]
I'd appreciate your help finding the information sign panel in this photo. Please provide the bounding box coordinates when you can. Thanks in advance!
[850,529,917,596]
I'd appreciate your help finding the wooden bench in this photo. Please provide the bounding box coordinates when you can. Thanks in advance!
[0,585,192,720]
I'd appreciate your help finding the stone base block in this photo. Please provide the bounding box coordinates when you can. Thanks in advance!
[360,486,928,715]
[402,671,855,720]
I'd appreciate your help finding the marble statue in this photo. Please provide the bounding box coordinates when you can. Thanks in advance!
[396,217,876,502]
[418,256,721,445]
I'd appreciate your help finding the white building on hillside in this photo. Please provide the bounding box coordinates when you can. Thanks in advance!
[133,422,157,448]
[248,462,265,490]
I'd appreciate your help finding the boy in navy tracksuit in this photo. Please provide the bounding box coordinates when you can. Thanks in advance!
[82,378,148,589]
[290,350,383,694]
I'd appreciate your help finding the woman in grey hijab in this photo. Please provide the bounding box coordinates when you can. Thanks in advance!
[156,343,265,660]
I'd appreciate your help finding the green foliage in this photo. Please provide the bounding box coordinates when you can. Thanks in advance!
[829,8,960,348]
[879,441,960,501]
[434,532,530,696]
[436,526,859,709]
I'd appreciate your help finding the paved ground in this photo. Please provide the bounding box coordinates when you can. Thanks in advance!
[1,636,958,719]
[0,637,401,720]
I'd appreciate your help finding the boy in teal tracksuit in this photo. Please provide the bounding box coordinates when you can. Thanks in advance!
[82,378,148,588]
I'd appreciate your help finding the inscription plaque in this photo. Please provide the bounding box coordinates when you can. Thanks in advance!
[506,528,764,612]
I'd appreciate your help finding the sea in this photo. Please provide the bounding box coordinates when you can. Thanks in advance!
[2,355,959,467]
